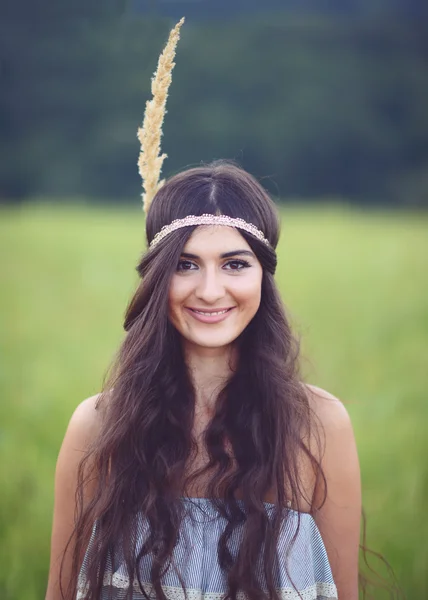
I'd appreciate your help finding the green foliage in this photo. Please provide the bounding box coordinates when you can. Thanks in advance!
[1,6,428,204]
[0,203,427,598]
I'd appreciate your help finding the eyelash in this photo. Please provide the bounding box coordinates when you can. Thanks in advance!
[176,259,251,272]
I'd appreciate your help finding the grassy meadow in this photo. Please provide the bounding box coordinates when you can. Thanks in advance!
[0,203,427,599]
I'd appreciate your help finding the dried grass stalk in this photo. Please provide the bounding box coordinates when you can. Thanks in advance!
[138,18,185,214]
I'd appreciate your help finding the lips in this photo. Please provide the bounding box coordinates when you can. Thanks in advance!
[185,307,235,324]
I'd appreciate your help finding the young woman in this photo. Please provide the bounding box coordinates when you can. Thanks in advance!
[45,161,361,600]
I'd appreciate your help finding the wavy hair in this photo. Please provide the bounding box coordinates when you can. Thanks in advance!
[65,161,325,600]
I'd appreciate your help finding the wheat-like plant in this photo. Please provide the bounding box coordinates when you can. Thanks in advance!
[138,17,185,214]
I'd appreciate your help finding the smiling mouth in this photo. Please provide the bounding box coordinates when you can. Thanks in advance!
[188,308,234,316]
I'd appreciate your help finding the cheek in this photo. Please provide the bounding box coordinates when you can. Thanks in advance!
[168,277,190,318]
[233,275,262,313]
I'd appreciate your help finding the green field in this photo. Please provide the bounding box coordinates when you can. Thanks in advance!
[1,204,427,599]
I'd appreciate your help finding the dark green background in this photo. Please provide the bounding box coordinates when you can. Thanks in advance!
[1,0,428,204]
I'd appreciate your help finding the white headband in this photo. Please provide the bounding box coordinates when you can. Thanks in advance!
[148,214,271,250]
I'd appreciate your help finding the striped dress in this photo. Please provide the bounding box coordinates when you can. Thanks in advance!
[77,497,338,600]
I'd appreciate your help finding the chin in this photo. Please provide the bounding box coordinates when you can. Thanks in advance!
[186,331,240,350]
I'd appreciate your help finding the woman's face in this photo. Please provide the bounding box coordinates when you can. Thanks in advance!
[168,226,263,350]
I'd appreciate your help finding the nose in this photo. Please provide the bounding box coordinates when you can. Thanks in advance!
[194,266,225,304]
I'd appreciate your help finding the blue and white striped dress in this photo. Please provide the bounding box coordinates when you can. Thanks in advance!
[77,498,337,600]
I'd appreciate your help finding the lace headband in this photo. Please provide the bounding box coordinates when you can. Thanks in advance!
[149,214,271,250]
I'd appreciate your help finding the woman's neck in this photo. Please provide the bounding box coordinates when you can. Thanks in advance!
[184,342,236,414]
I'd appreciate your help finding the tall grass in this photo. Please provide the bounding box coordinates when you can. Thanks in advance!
[0,203,427,599]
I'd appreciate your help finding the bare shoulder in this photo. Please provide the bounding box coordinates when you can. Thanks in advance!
[303,382,361,511]
[64,393,105,450]
[302,383,359,502]
[45,394,108,600]
[55,393,106,484]
[304,383,353,437]
[302,384,361,600]
[70,393,101,427]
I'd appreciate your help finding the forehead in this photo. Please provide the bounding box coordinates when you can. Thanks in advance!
[182,225,251,254]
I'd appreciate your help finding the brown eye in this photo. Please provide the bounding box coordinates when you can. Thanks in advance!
[177,260,197,272]
[224,260,251,271]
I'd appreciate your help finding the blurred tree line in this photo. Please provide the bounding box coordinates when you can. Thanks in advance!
[1,0,428,205]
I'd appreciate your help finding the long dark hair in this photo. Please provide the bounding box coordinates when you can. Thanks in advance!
[66,161,325,600]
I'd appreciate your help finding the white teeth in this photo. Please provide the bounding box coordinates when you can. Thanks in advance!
[192,309,229,316]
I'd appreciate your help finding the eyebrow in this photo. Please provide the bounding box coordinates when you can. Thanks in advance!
[181,250,256,259]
